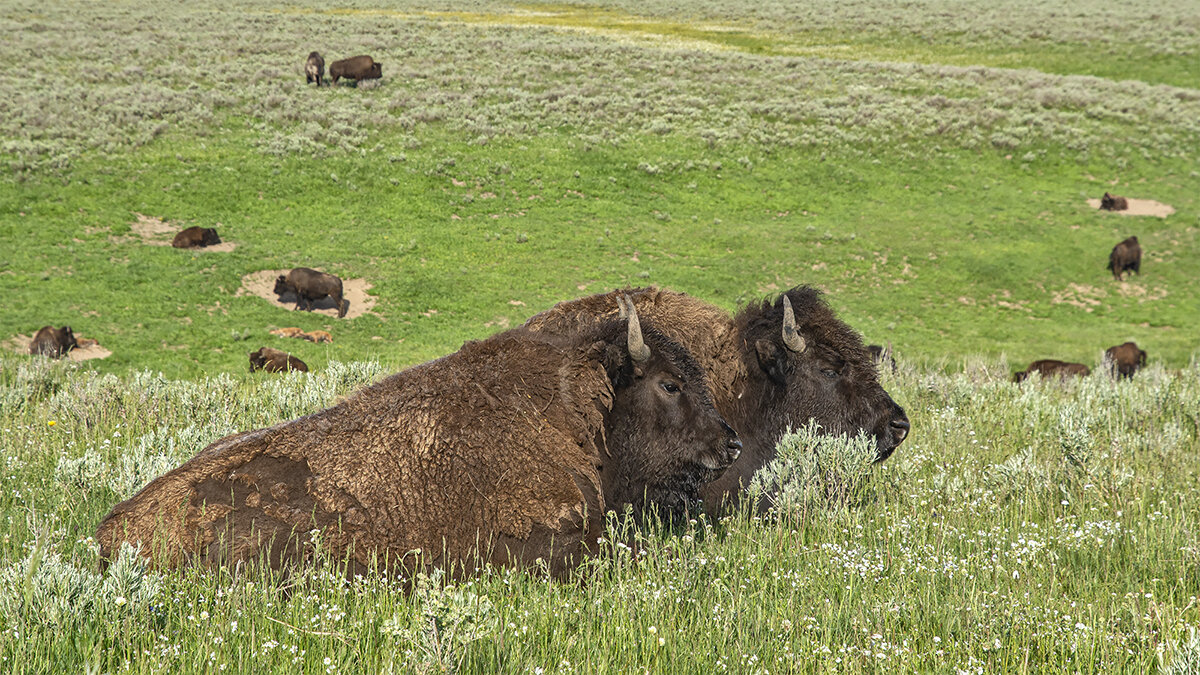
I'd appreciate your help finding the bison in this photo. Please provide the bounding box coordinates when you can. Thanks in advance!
[249,347,308,373]
[95,303,740,578]
[305,51,325,86]
[171,226,221,249]
[1107,236,1141,281]
[269,327,306,339]
[1105,342,1147,379]
[1100,192,1129,211]
[524,286,910,513]
[329,55,381,85]
[1012,359,1091,382]
[867,342,896,373]
[274,268,348,318]
[29,325,77,358]
[302,330,332,343]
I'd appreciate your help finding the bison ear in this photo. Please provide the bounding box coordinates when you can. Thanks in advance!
[754,339,788,386]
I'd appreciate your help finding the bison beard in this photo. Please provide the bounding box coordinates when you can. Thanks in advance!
[95,313,739,579]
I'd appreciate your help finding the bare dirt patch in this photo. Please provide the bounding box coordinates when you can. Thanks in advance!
[128,213,237,251]
[1086,198,1175,218]
[6,334,113,361]
[1050,283,1106,311]
[237,270,377,319]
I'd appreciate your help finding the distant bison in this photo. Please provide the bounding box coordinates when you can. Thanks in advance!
[274,268,348,318]
[95,304,740,578]
[269,327,306,339]
[305,51,325,86]
[29,325,77,358]
[1100,192,1129,211]
[1105,342,1147,379]
[1107,236,1141,281]
[867,342,896,373]
[171,227,220,249]
[302,330,332,343]
[329,55,381,85]
[1013,359,1091,382]
[249,347,308,373]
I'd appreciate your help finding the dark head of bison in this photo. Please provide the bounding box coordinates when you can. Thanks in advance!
[600,296,741,519]
[273,275,290,297]
[740,288,909,462]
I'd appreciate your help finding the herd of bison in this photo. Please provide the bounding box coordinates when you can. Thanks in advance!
[22,186,1156,580]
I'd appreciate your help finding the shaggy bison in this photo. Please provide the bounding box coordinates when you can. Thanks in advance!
[274,268,348,318]
[1012,360,1091,382]
[1105,342,1147,379]
[305,51,325,86]
[1107,236,1141,281]
[329,55,381,85]
[524,286,910,513]
[1100,192,1129,211]
[249,347,308,373]
[171,227,220,249]
[29,325,77,358]
[95,304,740,578]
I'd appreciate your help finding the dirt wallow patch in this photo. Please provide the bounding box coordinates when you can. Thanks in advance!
[127,213,238,252]
[1086,198,1175,218]
[237,270,376,319]
[6,334,113,361]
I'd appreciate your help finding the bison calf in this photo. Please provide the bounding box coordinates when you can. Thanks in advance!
[305,51,325,86]
[29,325,77,358]
[1013,359,1090,382]
[329,55,381,85]
[249,347,308,373]
[274,268,348,318]
[1100,192,1129,211]
[171,227,220,249]
[1107,236,1141,281]
[1105,342,1147,379]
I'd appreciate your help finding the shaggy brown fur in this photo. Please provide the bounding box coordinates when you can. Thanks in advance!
[29,325,77,358]
[305,51,325,86]
[1105,342,1147,379]
[329,55,381,85]
[249,347,308,373]
[524,286,909,513]
[1100,192,1129,211]
[95,318,739,578]
[1107,236,1141,281]
[1012,360,1091,382]
[171,227,220,249]
[274,268,347,318]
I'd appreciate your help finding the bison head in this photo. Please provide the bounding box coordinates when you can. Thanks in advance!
[273,275,290,296]
[202,228,221,246]
[60,326,77,352]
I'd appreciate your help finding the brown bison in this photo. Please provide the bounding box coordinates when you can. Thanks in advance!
[1012,360,1091,382]
[1107,236,1141,281]
[29,325,77,358]
[329,55,381,85]
[305,51,325,86]
[171,227,220,249]
[302,330,332,343]
[1105,342,1147,379]
[269,327,305,339]
[95,304,740,578]
[249,347,308,373]
[524,286,910,513]
[274,268,348,318]
[1100,192,1129,211]
[867,342,896,373]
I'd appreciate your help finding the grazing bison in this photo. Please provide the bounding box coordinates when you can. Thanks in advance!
[1105,342,1147,379]
[524,286,910,513]
[1100,192,1129,211]
[171,227,221,249]
[29,325,77,358]
[249,347,308,373]
[95,304,739,578]
[274,268,348,318]
[867,342,896,373]
[1107,236,1141,281]
[329,55,381,85]
[1012,359,1091,382]
[305,51,325,86]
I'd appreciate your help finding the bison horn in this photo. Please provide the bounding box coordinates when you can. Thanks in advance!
[624,295,651,363]
[781,295,807,353]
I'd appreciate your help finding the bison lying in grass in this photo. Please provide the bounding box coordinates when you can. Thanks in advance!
[274,268,348,318]
[29,325,77,358]
[1107,236,1141,281]
[1012,359,1091,382]
[96,301,739,578]
[1105,342,1147,379]
[249,347,308,373]
[1100,192,1129,211]
[171,226,220,249]
[524,286,910,513]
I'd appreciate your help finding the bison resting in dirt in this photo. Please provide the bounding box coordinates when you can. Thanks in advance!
[524,286,910,513]
[249,347,308,373]
[329,55,381,85]
[1107,236,1141,281]
[29,325,77,358]
[95,303,740,578]
[305,51,325,86]
[1100,192,1129,211]
[1012,359,1091,382]
[1105,342,1147,379]
[171,226,220,249]
[274,268,348,318]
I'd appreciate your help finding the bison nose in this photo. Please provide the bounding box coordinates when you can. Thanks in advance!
[890,418,910,444]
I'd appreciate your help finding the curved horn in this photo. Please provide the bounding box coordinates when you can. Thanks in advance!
[781,295,807,353]
[624,295,651,363]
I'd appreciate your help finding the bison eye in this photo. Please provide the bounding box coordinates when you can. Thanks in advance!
[821,368,838,379]
[660,381,681,394]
